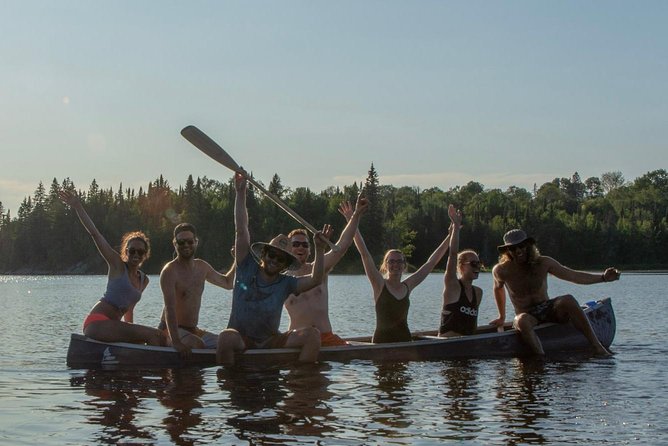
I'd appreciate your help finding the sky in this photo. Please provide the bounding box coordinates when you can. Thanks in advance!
[1,1,667,216]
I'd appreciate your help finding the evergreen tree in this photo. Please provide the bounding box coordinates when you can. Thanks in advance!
[268,173,285,199]
[2,168,668,273]
[360,163,384,257]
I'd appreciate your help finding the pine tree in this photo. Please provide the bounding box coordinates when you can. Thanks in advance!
[360,163,384,256]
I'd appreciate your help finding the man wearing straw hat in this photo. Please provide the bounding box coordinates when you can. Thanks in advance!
[490,229,620,356]
[216,172,332,365]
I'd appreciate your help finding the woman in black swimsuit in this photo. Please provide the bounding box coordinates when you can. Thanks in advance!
[348,206,453,343]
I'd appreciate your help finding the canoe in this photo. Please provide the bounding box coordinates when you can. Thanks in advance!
[66,297,616,369]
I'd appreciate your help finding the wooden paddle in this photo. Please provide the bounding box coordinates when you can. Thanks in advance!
[181,125,338,251]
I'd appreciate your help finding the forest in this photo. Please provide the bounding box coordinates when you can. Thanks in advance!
[1,166,667,274]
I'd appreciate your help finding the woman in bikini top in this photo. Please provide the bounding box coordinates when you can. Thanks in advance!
[59,189,166,346]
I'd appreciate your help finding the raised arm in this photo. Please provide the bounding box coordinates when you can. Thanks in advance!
[204,261,236,290]
[58,190,122,271]
[295,225,332,294]
[325,195,369,270]
[403,227,451,292]
[337,198,385,296]
[490,265,506,327]
[233,172,251,264]
[443,205,462,300]
[545,257,621,284]
[352,228,386,299]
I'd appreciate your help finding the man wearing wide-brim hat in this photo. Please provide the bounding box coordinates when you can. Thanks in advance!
[216,172,332,366]
[490,228,621,356]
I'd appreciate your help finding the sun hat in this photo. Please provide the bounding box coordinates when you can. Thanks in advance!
[251,234,301,271]
[497,229,535,252]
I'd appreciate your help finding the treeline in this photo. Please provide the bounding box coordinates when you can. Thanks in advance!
[1,167,667,274]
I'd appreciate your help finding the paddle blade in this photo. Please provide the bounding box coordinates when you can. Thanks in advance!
[181,125,241,172]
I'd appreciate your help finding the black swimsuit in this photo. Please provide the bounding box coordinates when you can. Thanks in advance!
[438,280,479,335]
[373,283,412,343]
[527,298,559,323]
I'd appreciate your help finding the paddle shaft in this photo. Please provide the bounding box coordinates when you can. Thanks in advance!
[181,125,338,251]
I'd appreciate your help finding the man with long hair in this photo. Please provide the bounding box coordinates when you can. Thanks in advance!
[491,229,620,356]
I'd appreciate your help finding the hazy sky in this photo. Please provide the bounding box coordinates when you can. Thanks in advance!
[2,1,666,216]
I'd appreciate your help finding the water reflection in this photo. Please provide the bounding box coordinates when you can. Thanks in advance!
[216,362,335,442]
[441,359,482,441]
[281,363,336,437]
[155,368,206,446]
[71,368,211,446]
[372,362,412,432]
[494,357,551,444]
[217,366,288,438]
[70,369,164,445]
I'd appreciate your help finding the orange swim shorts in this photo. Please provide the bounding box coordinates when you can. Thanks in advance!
[321,332,349,347]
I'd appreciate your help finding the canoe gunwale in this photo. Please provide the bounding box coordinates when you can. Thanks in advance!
[66,297,615,369]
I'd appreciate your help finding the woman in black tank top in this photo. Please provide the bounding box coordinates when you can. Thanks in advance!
[438,207,483,337]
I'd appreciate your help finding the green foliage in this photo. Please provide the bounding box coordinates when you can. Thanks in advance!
[1,168,667,273]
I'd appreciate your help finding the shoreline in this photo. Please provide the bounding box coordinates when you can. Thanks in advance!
[3,269,668,276]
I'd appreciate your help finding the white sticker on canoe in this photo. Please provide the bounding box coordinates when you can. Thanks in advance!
[101,347,119,366]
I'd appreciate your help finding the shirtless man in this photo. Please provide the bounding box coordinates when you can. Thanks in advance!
[159,223,235,357]
[490,229,620,356]
[284,194,368,346]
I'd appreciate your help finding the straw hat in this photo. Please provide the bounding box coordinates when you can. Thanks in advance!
[497,229,535,252]
[250,234,301,271]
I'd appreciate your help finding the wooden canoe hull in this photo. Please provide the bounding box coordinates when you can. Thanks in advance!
[67,297,616,369]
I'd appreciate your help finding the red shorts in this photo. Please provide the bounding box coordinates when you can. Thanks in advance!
[321,332,348,347]
[83,313,111,331]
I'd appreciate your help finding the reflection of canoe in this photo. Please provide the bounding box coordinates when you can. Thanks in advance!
[67,297,616,369]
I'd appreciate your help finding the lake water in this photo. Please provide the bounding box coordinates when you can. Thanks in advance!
[1,272,666,445]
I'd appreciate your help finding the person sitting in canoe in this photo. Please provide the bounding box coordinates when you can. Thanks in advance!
[216,172,332,365]
[438,205,483,337]
[59,189,166,346]
[284,194,368,347]
[490,229,621,356]
[159,223,236,358]
[348,201,451,343]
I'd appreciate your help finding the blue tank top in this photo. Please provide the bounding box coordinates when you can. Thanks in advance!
[101,264,144,312]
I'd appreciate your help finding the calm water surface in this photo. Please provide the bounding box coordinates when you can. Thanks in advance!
[1,273,666,445]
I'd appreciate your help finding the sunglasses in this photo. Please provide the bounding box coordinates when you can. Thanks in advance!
[462,260,482,268]
[387,259,405,265]
[127,247,146,256]
[265,249,289,264]
[292,241,309,248]
[176,238,196,246]
[508,242,528,252]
